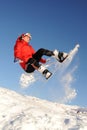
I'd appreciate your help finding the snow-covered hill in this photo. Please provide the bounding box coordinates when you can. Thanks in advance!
[0,87,87,130]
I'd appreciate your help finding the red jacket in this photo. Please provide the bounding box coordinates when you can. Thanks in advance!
[14,36,35,70]
[14,35,46,70]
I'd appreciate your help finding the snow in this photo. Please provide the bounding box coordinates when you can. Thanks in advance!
[0,87,87,130]
[1,44,85,129]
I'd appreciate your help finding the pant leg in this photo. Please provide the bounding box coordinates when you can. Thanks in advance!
[33,48,54,61]
[25,48,53,73]
[25,64,35,73]
[25,58,40,73]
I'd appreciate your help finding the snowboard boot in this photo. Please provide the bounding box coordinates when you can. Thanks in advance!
[38,65,52,79]
[43,69,52,79]
[53,50,68,63]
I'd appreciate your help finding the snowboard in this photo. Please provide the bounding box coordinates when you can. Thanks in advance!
[19,44,80,88]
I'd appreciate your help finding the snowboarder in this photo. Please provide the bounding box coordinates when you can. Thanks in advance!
[14,33,68,79]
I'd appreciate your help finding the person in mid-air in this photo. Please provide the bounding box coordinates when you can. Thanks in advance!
[14,33,68,79]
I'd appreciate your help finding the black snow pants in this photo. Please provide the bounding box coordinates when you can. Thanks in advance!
[25,48,54,73]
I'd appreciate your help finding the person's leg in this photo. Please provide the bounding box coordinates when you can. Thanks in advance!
[25,58,40,73]
[33,48,54,61]
[25,64,35,73]
[25,48,68,78]
[26,58,52,79]
[33,48,68,63]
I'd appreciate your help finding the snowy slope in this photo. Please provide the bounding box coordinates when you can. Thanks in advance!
[0,87,87,130]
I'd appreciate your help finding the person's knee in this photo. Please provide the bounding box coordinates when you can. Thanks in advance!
[28,58,40,68]
[38,48,45,53]
[38,48,47,55]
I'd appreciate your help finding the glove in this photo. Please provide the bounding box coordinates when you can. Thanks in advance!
[14,58,19,63]
[14,58,23,63]
[40,58,46,64]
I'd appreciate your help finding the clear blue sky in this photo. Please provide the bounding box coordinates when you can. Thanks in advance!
[0,0,87,107]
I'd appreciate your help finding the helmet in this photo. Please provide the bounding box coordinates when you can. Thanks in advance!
[24,33,32,39]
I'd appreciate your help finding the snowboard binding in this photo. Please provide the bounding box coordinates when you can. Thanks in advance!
[53,50,68,63]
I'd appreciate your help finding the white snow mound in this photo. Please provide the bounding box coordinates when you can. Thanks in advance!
[0,87,87,130]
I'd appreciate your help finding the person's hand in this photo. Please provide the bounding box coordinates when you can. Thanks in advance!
[40,58,46,64]
[14,58,23,63]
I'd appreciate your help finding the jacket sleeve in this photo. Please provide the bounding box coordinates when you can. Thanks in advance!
[14,40,23,61]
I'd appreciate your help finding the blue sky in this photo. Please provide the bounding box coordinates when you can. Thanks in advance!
[0,0,87,107]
